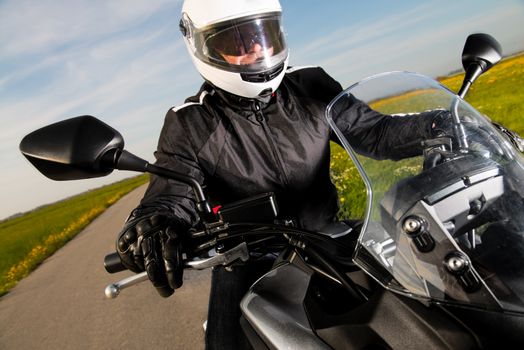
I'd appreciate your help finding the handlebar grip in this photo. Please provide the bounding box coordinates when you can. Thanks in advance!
[104,252,127,273]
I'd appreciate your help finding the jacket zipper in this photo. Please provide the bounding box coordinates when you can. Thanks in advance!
[253,102,289,185]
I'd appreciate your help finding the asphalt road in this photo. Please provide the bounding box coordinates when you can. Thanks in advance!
[0,185,211,350]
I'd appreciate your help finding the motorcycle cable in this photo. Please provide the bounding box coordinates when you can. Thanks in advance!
[191,222,357,257]
[300,245,369,302]
[219,222,357,252]
[207,223,359,271]
[210,226,368,302]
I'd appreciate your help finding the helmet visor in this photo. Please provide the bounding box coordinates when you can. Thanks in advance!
[189,13,288,74]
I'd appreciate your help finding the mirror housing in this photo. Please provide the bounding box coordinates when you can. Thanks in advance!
[19,115,124,180]
[458,33,502,98]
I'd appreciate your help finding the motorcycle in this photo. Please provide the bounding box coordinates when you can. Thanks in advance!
[20,33,524,348]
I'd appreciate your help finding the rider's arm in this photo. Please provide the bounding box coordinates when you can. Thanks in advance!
[116,106,208,297]
[331,94,438,160]
[286,66,438,161]
[132,106,206,228]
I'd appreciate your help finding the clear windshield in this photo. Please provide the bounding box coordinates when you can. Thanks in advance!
[327,72,524,314]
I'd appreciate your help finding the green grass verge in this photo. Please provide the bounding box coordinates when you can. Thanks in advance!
[0,174,149,296]
[331,53,524,219]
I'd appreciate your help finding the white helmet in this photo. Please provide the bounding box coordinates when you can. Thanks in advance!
[179,0,289,99]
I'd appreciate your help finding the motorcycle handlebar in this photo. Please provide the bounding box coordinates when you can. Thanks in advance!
[104,240,250,275]
[103,242,249,299]
[102,234,358,300]
[104,252,126,273]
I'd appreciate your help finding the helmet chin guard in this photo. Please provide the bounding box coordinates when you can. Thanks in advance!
[190,54,288,98]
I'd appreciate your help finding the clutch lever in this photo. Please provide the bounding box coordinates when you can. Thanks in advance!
[104,242,249,299]
[104,272,149,299]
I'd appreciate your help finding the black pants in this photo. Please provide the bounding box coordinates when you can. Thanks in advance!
[205,258,274,350]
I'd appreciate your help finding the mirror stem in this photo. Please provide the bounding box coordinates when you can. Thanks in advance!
[146,163,215,222]
[113,150,216,222]
[457,81,471,100]
[145,163,206,201]
[458,62,485,99]
[148,163,215,222]
[147,163,215,222]
[113,149,148,172]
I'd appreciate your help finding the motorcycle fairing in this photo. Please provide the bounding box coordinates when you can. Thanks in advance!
[326,71,524,315]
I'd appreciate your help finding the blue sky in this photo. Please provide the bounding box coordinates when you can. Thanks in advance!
[1,0,523,219]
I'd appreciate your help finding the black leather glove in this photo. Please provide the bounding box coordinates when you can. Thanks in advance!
[117,213,185,297]
[429,109,455,138]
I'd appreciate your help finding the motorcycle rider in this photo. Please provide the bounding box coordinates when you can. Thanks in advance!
[116,0,447,348]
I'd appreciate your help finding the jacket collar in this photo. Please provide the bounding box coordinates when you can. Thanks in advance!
[211,84,274,113]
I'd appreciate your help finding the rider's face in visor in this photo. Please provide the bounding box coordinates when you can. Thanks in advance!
[219,42,274,66]
[202,16,285,69]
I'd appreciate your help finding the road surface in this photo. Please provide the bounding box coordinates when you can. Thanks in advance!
[0,185,211,350]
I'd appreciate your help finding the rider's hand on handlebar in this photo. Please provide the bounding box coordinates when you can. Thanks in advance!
[430,110,454,139]
[117,214,184,297]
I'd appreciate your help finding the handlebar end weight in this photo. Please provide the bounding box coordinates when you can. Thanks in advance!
[104,252,126,273]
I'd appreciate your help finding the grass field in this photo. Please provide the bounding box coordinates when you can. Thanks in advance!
[0,174,149,296]
[331,53,524,219]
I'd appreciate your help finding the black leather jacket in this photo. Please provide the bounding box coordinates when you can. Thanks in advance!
[135,66,435,231]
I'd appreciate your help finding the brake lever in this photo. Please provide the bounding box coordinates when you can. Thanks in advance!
[185,242,249,269]
[104,242,250,299]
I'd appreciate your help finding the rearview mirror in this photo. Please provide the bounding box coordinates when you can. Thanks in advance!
[462,33,502,72]
[19,115,124,180]
[21,115,215,221]
[458,33,502,98]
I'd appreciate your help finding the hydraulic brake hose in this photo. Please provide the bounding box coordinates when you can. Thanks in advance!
[303,245,368,302]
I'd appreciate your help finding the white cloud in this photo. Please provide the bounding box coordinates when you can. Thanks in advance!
[0,30,190,153]
[0,0,177,57]
[294,3,439,61]
[291,2,524,85]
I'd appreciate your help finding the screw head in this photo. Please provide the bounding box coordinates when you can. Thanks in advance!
[403,216,425,235]
[444,252,470,274]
